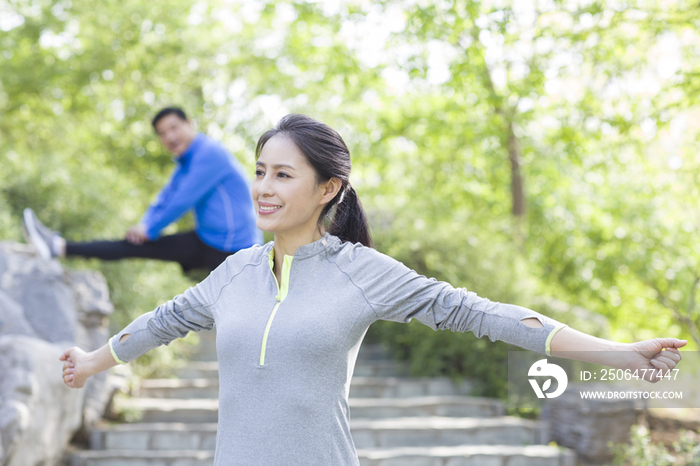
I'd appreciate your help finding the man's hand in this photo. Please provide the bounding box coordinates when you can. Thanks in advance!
[126,224,149,245]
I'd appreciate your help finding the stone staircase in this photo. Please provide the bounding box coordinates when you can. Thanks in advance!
[67,329,576,466]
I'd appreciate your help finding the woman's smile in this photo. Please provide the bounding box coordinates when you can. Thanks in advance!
[258,202,282,215]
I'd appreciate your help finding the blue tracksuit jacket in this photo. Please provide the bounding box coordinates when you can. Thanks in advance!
[141,133,262,251]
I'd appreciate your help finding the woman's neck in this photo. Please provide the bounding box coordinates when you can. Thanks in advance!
[273,227,325,260]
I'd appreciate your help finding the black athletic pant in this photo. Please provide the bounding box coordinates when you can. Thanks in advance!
[66,231,235,272]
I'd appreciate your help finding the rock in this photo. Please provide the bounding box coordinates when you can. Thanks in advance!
[0,241,116,466]
[0,243,76,343]
[0,290,37,338]
[65,270,118,427]
[541,383,645,463]
[0,335,83,466]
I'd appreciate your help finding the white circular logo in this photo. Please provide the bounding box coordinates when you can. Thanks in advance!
[528,359,568,398]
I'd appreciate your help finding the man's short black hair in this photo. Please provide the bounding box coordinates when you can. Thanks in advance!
[152,107,188,130]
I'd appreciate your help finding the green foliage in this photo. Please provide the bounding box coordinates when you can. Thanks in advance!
[2,0,700,385]
[610,425,675,466]
[610,425,700,466]
[109,391,144,423]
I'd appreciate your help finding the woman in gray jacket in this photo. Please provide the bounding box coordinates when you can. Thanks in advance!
[60,114,685,466]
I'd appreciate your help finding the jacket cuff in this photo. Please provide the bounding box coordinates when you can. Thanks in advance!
[144,223,160,241]
[108,336,128,365]
[545,324,568,356]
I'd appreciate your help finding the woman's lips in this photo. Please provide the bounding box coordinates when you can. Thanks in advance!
[258,204,282,215]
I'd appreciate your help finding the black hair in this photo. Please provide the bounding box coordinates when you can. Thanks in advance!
[255,114,373,248]
[152,107,187,130]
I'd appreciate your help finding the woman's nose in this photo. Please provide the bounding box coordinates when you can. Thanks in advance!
[256,174,274,196]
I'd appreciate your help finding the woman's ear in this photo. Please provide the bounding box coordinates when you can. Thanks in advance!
[320,178,343,205]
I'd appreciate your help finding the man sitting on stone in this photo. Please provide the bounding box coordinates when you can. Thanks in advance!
[23,106,261,273]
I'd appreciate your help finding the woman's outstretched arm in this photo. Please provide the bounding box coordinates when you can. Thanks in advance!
[354,245,687,379]
[58,248,249,389]
[546,325,686,382]
[59,279,219,390]
[60,342,120,389]
[522,318,687,382]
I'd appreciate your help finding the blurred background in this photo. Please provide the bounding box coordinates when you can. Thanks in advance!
[1,0,699,399]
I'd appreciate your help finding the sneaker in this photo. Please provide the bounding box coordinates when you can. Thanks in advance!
[22,208,62,260]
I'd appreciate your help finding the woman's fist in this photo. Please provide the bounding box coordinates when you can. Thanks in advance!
[626,338,686,383]
[59,347,92,389]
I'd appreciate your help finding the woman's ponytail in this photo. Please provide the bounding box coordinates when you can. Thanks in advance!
[256,114,373,248]
[329,185,372,248]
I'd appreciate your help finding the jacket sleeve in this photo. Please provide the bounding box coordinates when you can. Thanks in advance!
[352,246,567,356]
[141,151,230,240]
[140,169,178,231]
[108,256,232,364]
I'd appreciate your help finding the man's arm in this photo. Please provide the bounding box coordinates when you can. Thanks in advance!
[142,151,230,240]
[138,170,179,241]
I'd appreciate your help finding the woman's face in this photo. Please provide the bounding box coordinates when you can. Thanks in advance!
[252,135,337,238]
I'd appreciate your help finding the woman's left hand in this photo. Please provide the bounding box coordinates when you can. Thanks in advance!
[625,338,687,383]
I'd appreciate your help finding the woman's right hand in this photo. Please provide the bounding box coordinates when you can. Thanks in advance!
[60,347,93,389]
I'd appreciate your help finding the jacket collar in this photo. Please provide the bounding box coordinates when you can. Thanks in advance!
[176,133,205,165]
[265,233,340,261]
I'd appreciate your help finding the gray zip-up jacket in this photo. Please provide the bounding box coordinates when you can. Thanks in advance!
[109,233,567,465]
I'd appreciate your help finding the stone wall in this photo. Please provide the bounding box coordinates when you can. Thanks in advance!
[0,242,116,466]
[541,383,646,463]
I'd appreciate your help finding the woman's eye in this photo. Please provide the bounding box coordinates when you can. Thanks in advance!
[255,169,264,176]
[278,172,290,178]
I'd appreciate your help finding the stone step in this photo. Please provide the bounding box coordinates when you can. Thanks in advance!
[67,447,214,466]
[174,362,218,380]
[72,444,575,466]
[357,445,576,466]
[119,395,502,423]
[191,329,216,347]
[136,377,475,400]
[89,416,541,453]
[187,351,218,362]
[349,397,504,419]
[173,359,407,379]
[349,377,472,399]
[137,379,219,399]
[353,360,407,377]
[89,422,216,451]
[349,416,541,449]
[193,335,388,352]
[186,340,395,363]
[356,343,393,361]
[120,398,218,423]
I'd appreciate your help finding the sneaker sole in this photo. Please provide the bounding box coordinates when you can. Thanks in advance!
[23,208,52,260]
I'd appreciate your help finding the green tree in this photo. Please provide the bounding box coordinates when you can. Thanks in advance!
[2,0,698,383]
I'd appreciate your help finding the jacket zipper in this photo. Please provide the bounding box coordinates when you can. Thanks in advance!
[259,252,293,366]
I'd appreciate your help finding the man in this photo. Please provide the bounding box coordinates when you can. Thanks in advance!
[23,107,261,272]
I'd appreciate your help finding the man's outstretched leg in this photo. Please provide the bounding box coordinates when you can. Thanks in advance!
[22,208,233,272]
[22,208,65,260]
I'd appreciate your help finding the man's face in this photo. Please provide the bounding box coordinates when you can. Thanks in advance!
[154,114,196,156]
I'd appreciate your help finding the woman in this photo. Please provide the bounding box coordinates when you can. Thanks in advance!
[60,114,685,465]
